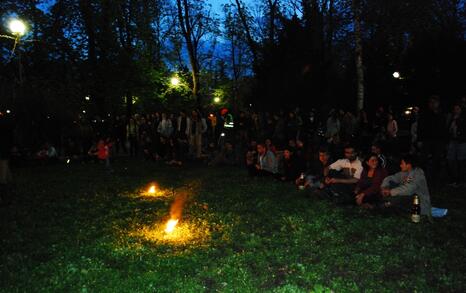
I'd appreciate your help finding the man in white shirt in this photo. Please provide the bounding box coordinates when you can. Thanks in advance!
[323,145,363,202]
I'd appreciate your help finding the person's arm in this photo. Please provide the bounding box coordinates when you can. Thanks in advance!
[328,160,342,172]
[381,172,402,188]
[201,118,208,133]
[355,169,367,193]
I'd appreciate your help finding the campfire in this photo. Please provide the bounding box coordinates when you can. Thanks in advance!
[147,185,156,194]
[164,219,179,233]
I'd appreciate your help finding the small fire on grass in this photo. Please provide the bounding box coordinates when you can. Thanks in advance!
[165,218,179,233]
[147,185,156,194]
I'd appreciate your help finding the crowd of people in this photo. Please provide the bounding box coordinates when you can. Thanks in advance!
[1,95,465,215]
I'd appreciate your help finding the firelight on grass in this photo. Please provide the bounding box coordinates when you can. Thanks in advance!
[165,219,179,233]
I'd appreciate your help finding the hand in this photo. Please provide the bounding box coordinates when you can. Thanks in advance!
[325,177,335,185]
[355,193,365,205]
[255,164,261,170]
[382,188,391,197]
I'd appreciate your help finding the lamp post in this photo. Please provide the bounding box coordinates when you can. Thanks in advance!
[1,18,27,90]
[9,19,27,37]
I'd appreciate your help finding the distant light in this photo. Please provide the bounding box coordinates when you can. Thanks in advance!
[393,72,400,79]
[47,116,50,119]
[6,109,11,114]
[404,110,411,116]
[66,159,71,164]
[249,104,252,107]
[107,113,111,117]
[82,110,86,114]
[170,76,180,86]
[221,132,225,137]
[85,96,90,101]
[9,19,26,36]
[213,97,221,103]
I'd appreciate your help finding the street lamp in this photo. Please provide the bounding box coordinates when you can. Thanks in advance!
[392,71,401,79]
[170,76,180,86]
[213,97,221,103]
[9,19,27,37]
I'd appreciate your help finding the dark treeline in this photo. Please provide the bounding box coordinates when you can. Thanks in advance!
[0,0,465,131]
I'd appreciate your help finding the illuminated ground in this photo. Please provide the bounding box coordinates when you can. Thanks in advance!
[1,158,465,292]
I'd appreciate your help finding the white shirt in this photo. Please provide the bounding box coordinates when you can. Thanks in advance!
[329,158,363,179]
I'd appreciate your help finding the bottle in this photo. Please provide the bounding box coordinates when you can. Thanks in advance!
[411,195,421,223]
[298,173,306,190]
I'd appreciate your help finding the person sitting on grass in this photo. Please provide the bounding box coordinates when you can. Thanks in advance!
[246,140,258,175]
[299,147,332,190]
[381,154,432,217]
[208,142,236,167]
[323,144,363,202]
[89,138,113,172]
[248,143,278,177]
[280,148,303,181]
[354,153,388,208]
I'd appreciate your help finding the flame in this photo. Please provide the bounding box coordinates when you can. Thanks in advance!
[165,219,179,233]
[147,185,156,194]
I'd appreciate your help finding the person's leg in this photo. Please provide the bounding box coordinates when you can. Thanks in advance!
[446,141,459,184]
[0,159,7,184]
[196,134,202,158]
[457,143,466,186]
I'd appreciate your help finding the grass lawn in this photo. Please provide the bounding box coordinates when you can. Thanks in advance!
[1,158,465,292]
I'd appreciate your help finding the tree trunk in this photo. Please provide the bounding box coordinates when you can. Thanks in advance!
[177,0,201,107]
[353,0,365,111]
[234,0,258,69]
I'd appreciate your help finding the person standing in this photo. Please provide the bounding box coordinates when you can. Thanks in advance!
[417,96,447,187]
[0,113,14,201]
[446,104,466,186]
[187,110,207,159]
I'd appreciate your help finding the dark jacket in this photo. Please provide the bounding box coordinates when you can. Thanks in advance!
[356,167,388,198]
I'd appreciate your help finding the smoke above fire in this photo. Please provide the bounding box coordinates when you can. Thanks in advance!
[169,191,188,221]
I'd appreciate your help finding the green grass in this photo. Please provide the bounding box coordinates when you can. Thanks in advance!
[1,158,465,292]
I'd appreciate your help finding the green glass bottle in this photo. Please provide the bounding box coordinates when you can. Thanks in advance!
[411,195,421,223]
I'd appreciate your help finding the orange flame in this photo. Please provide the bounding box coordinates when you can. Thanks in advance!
[165,219,179,233]
[147,185,156,194]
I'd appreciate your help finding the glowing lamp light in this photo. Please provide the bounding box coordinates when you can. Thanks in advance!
[213,97,221,103]
[6,109,11,114]
[66,159,71,164]
[170,77,180,86]
[404,110,411,116]
[220,132,226,137]
[82,110,86,114]
[392,72,400,79]
[165,219,179,233]
[85,96,90,101]
[9,19,26,36]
